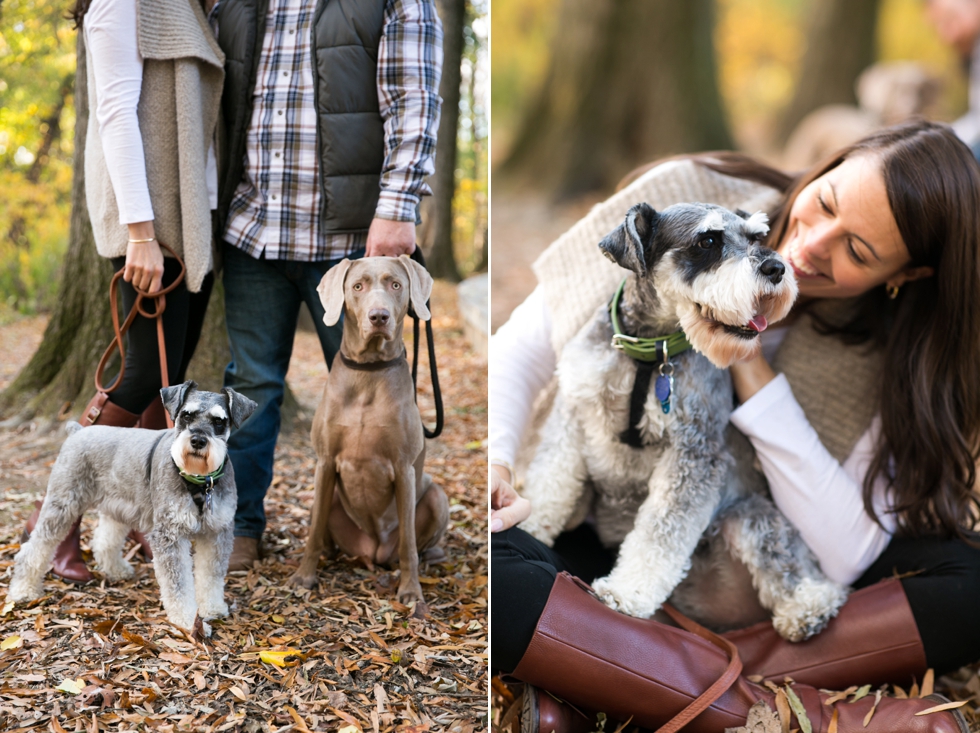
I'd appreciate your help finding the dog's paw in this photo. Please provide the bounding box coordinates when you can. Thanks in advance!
[198,598,229,620]
[772,577,849,642]
[287,571,318,590]
[592,576,663,618]
[5,580,42,604]
[97,560,135,582]
[397,579,425,607]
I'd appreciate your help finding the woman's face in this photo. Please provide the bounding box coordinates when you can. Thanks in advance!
[776,154,932,300]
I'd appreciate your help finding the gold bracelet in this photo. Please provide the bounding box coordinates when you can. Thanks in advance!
[128,237,157,243]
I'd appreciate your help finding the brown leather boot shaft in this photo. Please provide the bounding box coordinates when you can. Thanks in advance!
[79,392,140,428]
[136,398,169,430]
[512,573,967,733]
[21,501,94,584]
[725,577,927,690]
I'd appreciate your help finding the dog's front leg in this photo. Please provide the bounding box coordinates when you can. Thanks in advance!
[592,442,729,618]
[151,534,201,633]
[289,458,337,589]
[720,495,848,641]
[394,462,424,608]
[194,525,232,621]
[520,394,589,546]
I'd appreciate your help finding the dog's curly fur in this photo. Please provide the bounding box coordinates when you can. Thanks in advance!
[8,382,256,635]
[520,202,848,641]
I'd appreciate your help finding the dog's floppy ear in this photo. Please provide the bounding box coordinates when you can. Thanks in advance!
[221,387,258,430]
[160,380,196,422]
[316,258,354,327]
[598,203,660,276]
[397,254,433,321]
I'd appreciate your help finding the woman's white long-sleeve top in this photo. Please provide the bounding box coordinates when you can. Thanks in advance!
[489,286,897,586]
[84,0,218,224]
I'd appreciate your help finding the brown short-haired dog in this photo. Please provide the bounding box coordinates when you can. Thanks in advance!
[288,255,449,609]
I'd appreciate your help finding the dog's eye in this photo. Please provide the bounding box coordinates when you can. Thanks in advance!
[353,283,363,291]
[392,281,401,290]
[698,234,719,249]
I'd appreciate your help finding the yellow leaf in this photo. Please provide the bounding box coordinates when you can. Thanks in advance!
[389,648,403,664]
[337,726,360,733]
[464,440,483,450]
[259,649,306,667]
[914,700,969,716]
[827,707,838,733]
[849,684,872,702]
[1,601,14,616]
[272,614,286,624]
[1,635,22,650]
[56,678,86,695]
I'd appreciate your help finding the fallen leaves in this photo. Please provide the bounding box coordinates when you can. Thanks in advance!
[0,283,487,732]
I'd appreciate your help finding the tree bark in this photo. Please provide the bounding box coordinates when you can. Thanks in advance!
[423,0,464,282]
[499,0,732,198]
[776,0,882,144]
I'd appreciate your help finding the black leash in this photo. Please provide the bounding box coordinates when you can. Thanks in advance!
[408,247,444,439]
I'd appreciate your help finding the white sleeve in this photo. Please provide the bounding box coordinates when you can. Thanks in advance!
[730,374,896,586]
[489,286,558,471]
[85,0,154,224]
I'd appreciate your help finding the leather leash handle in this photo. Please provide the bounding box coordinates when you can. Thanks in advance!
[93,242,186,429]
[656,603,744,733]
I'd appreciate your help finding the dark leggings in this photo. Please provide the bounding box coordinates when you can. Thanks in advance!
[492,524,980,677]
[106,256,213,414]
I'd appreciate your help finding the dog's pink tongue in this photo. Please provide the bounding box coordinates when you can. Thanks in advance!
[749,315,768,332]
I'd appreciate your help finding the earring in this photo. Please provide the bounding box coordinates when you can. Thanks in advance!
[887,283,900,300]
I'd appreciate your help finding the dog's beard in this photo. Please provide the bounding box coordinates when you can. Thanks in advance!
[679,302,763,368]
[171,431,227,475]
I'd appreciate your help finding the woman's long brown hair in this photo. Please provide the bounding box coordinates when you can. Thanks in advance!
[69,0,92,28]
[642,121,980,542]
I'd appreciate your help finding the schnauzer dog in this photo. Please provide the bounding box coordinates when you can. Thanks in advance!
[520,202,848,642]
[8,382,256,635]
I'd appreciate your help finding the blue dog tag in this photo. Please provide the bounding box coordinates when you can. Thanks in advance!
[655,374,673,414]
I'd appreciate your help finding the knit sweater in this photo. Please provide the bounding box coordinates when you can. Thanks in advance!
[84,0,225,293]
[532,158,881,465]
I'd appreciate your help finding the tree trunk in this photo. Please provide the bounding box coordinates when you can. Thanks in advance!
[499,0,732,198]
[423,0,464,282]
[776,0,882,144]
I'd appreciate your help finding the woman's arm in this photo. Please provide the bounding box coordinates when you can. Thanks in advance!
[85,0,164,292]
[489,286,558,481]
[729,370,896,586]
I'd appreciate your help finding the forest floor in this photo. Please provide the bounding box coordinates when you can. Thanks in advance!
[0,280,488,732]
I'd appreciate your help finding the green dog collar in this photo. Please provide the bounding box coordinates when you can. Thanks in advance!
[609,279,692,362]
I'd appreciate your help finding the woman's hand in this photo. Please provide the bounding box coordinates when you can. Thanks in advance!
[729,351,777,404]
[491,466,531,533]
[124,221,165,294]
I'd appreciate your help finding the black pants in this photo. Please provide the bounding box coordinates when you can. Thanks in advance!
[106,257,213,415]
[492,524,980,677]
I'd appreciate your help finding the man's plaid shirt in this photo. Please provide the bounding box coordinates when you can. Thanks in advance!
[220,0,443,261]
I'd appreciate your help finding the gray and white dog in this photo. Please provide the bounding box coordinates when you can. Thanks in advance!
[7,381,256,635]
[520,202,848,641]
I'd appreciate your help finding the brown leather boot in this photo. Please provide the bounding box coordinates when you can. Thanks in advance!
[79,392,140,428]
[522,686,595,733]
[512,573,967,733]
[21,501,93,584]
[229,536,261,571]
[127,530,154,561]
[724,577,927,690]
[135,397,169,431]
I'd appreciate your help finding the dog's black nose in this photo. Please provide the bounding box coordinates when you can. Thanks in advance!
[369,309,390,326]
[760,259,784,284]
[190,434,208,451]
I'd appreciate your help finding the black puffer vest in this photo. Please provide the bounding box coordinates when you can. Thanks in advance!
[217,0,386,234]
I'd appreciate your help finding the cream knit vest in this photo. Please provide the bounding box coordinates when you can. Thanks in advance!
[84,0,225,293]
[532,159,881,464]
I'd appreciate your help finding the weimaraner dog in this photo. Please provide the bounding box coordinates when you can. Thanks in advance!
[288,255,449,609]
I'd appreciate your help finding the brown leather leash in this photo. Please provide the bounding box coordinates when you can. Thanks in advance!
[656,603,744,733]
[88,243,186,429]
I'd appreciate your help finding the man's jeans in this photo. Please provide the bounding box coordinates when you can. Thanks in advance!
[222,242,364,539]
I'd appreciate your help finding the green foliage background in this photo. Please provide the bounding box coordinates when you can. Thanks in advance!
[0,0,488,318]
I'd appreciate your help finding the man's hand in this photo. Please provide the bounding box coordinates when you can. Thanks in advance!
[491,467,532,533]
[366,218,417,257]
